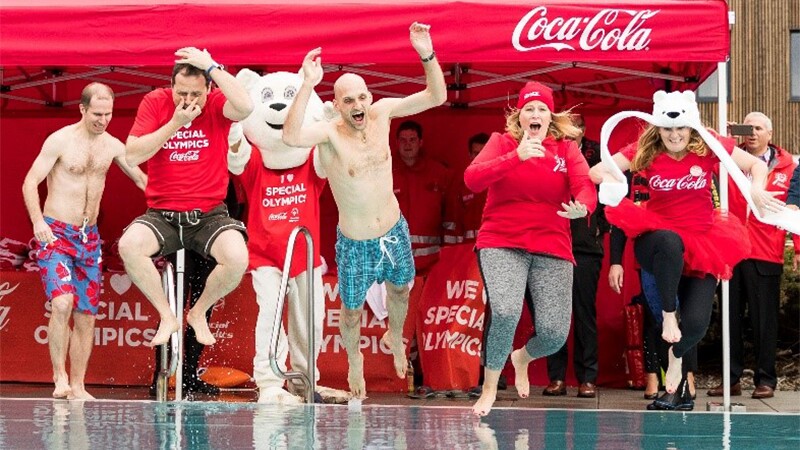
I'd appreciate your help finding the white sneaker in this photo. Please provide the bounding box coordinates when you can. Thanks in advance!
[258,386,303,405]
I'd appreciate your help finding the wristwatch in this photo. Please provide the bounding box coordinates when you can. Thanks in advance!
[205,63,224,76]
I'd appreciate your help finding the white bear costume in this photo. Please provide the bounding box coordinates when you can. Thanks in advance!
[228,69,346,404]
[598,90,799,234]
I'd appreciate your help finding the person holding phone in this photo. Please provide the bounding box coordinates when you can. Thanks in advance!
[708,112,799,399]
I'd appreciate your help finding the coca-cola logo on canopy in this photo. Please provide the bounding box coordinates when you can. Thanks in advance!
[512,6,659,52]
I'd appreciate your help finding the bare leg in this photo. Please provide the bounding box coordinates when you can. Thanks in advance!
[49,295,73,398]
[340,308,366,399]
[187,230,247,345]
[119,224,178,347]
[661,311,682,343]
[381,282,409,379]
[687,371,695,397]
[511,348,533,398]
[645,373,660,397]
[472,368,502,416]
[665,346,683,394]
[67,312,96,400]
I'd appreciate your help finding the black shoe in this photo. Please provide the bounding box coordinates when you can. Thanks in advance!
[148,383,157,397]
[646,378,693,411]
[497,374,508,391]
[184,378,221,396]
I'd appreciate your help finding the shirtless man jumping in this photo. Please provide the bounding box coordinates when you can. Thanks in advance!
[22,83,147,399]
[283,22,446,398]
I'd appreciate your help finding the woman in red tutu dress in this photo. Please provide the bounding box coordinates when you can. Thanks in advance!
[590,124,778,410]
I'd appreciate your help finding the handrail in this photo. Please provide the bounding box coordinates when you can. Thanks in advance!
[156,249,185,402]
[269,226,316,404]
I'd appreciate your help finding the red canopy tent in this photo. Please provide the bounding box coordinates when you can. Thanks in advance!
[0,0,732,389]
[1,0,731,243]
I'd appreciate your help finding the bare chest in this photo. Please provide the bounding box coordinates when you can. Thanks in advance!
[57,144,115,178]
[337,144,391,179]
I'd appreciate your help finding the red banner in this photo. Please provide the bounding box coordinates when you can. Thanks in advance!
[0,271,416,392]
[418,244,485,391]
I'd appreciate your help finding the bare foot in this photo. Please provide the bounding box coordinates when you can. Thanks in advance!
[348,352,367,399]
[52,375,72,399]
[665,346,683,394]
[67,387,95,400]
[510,348,532,398]
[381,331,407,379]
[186,310,216,346]
[472,385,497,416]
[661,312,682,343]
[146,314,179,347]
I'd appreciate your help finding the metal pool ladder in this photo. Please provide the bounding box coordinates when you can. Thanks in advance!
[269,226,317,404]
[156,249,184,402]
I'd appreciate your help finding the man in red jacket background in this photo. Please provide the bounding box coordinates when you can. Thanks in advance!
[392,120,458,274]
[708,111,799,399]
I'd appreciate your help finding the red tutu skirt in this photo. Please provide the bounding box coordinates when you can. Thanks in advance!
[605,199,750,280]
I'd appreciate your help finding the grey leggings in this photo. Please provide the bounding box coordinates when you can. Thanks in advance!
[478,248,573,371]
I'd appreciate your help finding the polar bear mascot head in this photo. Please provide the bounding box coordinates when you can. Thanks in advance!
[650,90,701,129]
[230,69,333,170]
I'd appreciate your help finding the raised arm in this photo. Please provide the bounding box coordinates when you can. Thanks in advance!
[175,47,253,121]
[22,134,61,243]
[463,133,523,193]
[283,48,331,148]
[382,22,447,119]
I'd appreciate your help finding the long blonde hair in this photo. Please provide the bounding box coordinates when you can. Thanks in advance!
[630,126,709,171]
[505,107,581,142]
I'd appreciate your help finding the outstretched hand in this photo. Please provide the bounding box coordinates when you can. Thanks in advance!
[174,47,216,71]
[409,22,433,56]
[301,47,324,87]
[750,184,785,216]
[557,200,588,219]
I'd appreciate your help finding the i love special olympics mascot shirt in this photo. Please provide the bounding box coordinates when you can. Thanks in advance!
[130,89,233,212]
[238,147,326,277]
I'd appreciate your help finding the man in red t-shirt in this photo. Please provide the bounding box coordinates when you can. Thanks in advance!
[118,47,253,348]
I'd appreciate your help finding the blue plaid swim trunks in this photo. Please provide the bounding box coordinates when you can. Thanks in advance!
[335,215,415,310]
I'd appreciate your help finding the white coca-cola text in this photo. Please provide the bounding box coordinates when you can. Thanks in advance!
[268,212,288,221]
[649,174,708,192]
[169,150,200,162]
[512,6,658,52]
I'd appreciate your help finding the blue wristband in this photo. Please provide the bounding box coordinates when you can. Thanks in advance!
[205,63,224,77]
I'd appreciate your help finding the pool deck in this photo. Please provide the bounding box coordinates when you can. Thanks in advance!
[2,382,797,414]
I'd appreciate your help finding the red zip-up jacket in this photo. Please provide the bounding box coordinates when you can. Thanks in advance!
[464,132,597,264]
[728,144,799,264]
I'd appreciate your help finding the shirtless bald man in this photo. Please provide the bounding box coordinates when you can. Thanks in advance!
[283,22,446,398]
[22,83,147,400]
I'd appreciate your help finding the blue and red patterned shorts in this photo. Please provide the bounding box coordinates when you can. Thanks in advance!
[35,217,103,315]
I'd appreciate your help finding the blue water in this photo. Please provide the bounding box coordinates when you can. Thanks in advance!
[1,399,798,449]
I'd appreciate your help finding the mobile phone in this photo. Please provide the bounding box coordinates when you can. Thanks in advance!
[729,124,754,136]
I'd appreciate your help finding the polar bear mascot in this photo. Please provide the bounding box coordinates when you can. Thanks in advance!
[597,90,799,234]
[228,69,347,404]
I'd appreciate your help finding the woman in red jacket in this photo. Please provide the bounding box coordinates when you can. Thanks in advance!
[464,82,597,416]
[590,102,778,410]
